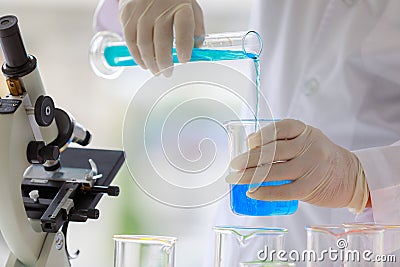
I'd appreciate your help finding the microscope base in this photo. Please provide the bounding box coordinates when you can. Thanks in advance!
[6,232,70,267]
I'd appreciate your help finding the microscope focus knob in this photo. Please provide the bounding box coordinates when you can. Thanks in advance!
[107,186,120,197]
[69,209,100,221]
[86,209,100,219]
[40,145,60,161]
[35,95,55,126]
[27,141,60,164]
[86,185,120,196]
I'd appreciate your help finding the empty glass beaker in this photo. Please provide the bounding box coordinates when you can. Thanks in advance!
[306,224,384,267]
[343,223,400,266]
[240,261,295,267]
[379,225,400,265]
[214,226,288,267]
[224,119,298,216]
[113,235,176,267]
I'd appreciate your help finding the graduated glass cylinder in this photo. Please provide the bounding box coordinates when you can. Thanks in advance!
[89,30,262,79]
[214,226,287,267]
[224,119,298,216]
[306,224,384,267]
[113,235,176,267]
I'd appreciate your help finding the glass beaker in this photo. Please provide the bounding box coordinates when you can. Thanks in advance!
[89,31,262,79]
[214,226,288,267]
[343,223,400,266]
[379,225,400,264]
[224,119,298,216]
[306,224,384,267]
[113,235,176,267]
[240,261,295,267]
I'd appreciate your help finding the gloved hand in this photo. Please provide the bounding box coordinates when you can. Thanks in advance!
[226,119,370,213]
[119,0,205,75]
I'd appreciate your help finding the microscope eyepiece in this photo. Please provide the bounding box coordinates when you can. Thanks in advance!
[0,15,29,69]
[0,16,19,37]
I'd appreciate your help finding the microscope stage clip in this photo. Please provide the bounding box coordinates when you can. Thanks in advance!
[24,160,102,187]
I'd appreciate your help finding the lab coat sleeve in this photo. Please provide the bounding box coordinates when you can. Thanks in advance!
[93,0,122,35]
[353,141,400,224]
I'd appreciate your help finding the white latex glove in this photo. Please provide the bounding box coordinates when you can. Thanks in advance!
[226,119,370,213]
[119,0,205,75]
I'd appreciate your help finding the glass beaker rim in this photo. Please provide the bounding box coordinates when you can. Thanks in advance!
[306,224,384,237]
[342,222,400,229]
[113,235,177,246]
[213,225,288,237]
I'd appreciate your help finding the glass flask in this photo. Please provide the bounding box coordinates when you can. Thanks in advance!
[224,119,298,216]
[89,30,262,79]
[306,224,384,267]
[214,226,287,267]
[113,235,176,267]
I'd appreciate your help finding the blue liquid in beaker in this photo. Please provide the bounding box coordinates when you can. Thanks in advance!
[104,45,258,67]
[231,181,298,216]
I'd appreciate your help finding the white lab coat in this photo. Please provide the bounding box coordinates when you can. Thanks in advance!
[94,0,400,265]
[244,0,400,223]
[209,0,400,265]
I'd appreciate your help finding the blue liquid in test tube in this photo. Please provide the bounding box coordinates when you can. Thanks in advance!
[104,45,258,67]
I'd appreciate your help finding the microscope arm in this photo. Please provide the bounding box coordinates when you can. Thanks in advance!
[0,69,72,267]
[0,15,62,265]
[0,97,47,265]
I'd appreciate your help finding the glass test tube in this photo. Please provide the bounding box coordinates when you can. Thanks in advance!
[89,31,263,79]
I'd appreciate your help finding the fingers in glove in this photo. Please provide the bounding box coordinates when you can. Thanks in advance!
[244,160,342,203]
[154,16,174,76]
[137,14,160,74]
[192,0,205,42]
[120,1,147,69]
[248,119,307,149]
[174,4,195,63]
[226,158,305,185]
[226,164,272,185]
[246,181,302,201]
[231,133,312,170]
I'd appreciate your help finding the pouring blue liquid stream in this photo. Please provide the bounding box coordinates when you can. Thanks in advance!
[103,44,297,216]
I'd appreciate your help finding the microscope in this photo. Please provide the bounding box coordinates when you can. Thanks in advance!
[0,15,124,266]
